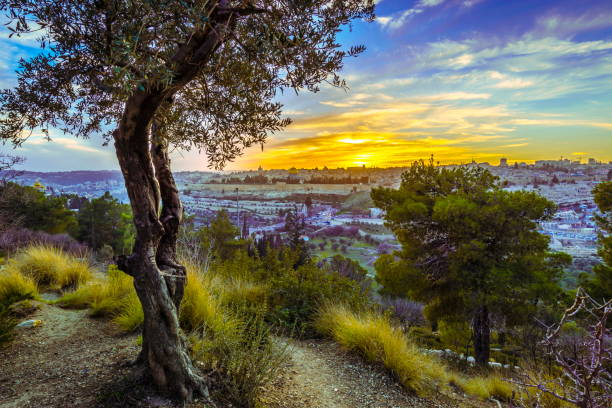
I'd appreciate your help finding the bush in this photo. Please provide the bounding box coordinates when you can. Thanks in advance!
[0,227,87,256]
[7,245,93,290]
[315,303,449,395]
[268,264,368,336]
[380,297,426,328]
[0,269,38,346]
[192,314,287,408]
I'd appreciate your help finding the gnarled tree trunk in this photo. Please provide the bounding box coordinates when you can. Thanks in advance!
[111,9,235,401]
[113,95,207,401]
[473,304,490,367]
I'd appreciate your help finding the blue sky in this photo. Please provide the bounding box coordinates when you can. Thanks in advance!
[2,0,612,171]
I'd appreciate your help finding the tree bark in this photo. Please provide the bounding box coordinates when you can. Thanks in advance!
[110,8,237,401]
[113,97,207,402]
[473,304,490,367]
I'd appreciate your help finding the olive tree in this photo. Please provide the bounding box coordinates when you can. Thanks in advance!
[0,0,374,401]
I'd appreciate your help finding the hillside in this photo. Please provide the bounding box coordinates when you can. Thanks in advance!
[0,300,490,408]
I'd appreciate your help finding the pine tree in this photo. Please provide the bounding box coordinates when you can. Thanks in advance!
[371,158,565,366]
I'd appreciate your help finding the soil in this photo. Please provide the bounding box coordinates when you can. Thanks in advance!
[0,301,493,408]
[263,339,490,408]
[0,300,140,408]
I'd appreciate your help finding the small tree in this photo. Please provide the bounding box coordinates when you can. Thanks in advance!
[510,289,611,408]
[0,0,374,400]
[371,158,565,366]
[77,191,134,253]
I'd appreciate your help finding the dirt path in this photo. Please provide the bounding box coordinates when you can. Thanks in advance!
[1,305,490,408]
[0,301,140,408]
[264,339,489,408]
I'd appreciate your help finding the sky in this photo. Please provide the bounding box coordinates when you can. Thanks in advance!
[1,0,612,171]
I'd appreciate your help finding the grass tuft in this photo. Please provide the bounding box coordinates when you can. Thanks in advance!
[8,245,93,290]
[112,291,143,332]
[0,269,38,307]
[59,264,142,332]
[458,375,513,400]
[315,303,449,396]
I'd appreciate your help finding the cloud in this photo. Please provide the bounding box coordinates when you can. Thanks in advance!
[376,0,449,30]
[536,9,612,38]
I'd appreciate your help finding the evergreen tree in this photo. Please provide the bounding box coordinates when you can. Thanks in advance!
[371,158,565,366]
[77,192,134,253]
[285,208,310,268]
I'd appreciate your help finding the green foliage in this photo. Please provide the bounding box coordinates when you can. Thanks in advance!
[77,192,135,254]
[7,245,93,290]
[0,1,374,168]
[284,209,310,268]
[0,182,77,235]
[199,210,246,261]
[0,307,16,346]
[371,158,566,363]
[580,181,612,301]
[374,254,414,297]
[267,262,369,336]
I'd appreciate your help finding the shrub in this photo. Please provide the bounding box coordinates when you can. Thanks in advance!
[191,313,287,408]
[8,245,93,290]
[0,227,87,256]
[0,269,38,347]
[218,278,269,318]
[315,303,449,395]
[269,264,368,336]
[380,297,426,328]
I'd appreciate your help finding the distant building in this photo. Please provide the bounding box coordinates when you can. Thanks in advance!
[588,158,597,165]
[499,158,508,167]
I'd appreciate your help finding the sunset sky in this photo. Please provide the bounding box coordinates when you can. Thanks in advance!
[2,0,612,171]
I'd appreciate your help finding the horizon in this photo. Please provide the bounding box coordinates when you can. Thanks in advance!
[10,154,611,174]
[2,0,612,171]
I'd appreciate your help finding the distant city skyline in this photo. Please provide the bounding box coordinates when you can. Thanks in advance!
[2,0,612,171]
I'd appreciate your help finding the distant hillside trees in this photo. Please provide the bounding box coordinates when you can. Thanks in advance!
[580,181,612,301]
[0,182,77,235]
[77,192,135,255]
[371,158,568,366]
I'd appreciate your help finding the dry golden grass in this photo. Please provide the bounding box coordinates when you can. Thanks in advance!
[8,245,92,290]
[315,303,449,396]
[0,269,38,306]
[457,375,513,400]
[112,291,143,332]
